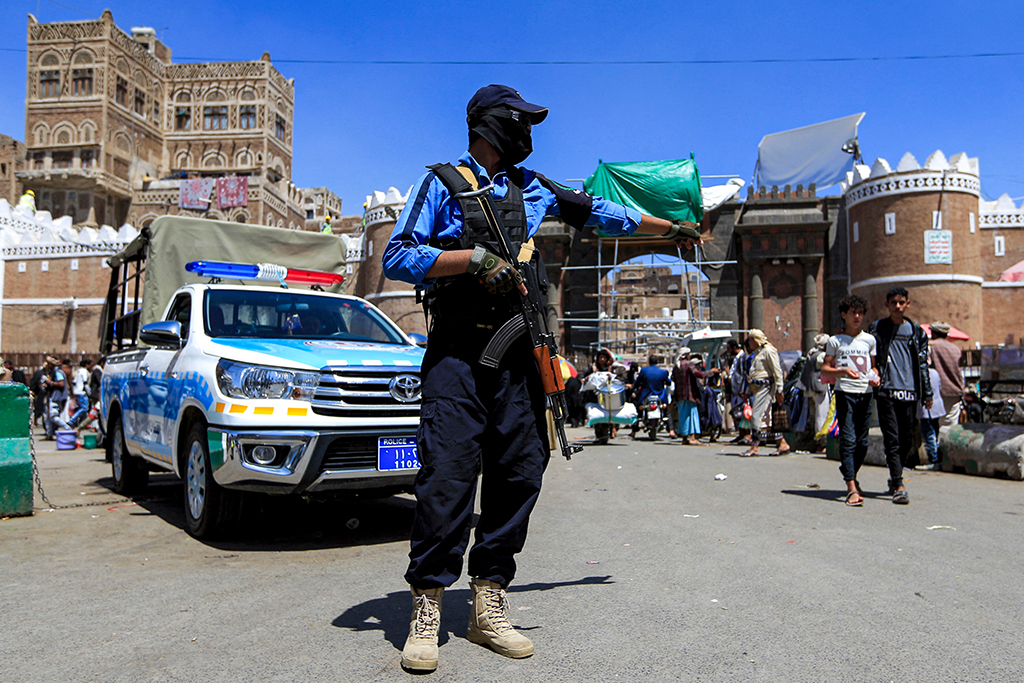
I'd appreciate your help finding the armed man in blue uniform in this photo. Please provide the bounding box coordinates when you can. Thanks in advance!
[382,84,700,672]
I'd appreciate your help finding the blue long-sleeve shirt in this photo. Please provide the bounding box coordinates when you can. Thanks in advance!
[383,152,642,286]
[634,364,670,403]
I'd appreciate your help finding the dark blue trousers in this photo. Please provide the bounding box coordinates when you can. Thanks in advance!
[835,390,873,482]
[405,323,550,589]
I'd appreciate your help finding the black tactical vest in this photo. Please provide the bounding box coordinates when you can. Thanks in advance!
[423,163,542,327]
[426,162,528,255]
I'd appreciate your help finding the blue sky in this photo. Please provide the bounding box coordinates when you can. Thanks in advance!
[2,0,1022,215]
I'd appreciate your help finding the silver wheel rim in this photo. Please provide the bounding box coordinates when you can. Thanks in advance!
[112,428,124,482]
[186,440,206,521]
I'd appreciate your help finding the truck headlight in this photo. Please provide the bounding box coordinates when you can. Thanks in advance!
[216,360,318,401]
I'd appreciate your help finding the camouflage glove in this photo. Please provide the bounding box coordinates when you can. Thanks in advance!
[467,246,524,294]
[665,220,702,244]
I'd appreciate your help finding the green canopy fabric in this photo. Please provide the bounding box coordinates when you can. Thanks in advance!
[584,155,703,236]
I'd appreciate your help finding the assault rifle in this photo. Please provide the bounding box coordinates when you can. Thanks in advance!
[452,183,584,460]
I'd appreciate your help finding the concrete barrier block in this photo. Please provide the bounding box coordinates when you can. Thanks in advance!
[825,427,928,469]
[824,427,890,467]
[0,382,33,517]
[941,424,1024,481]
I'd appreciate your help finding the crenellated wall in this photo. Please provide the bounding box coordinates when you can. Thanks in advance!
[0,198,138,355]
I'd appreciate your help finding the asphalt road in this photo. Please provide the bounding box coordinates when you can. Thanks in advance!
[3,425,1023,683]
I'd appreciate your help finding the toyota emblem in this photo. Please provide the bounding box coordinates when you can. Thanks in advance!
[389,374,422,403]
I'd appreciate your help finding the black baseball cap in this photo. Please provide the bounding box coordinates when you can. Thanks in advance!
[467,84,548,124]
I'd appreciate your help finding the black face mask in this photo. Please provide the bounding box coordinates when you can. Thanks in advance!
[469,108,533,167]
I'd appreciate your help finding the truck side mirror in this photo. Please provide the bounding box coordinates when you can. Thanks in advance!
[140,321,183,348]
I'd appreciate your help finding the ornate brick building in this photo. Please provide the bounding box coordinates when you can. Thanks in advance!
[0,135,26,206]
[17,10,310,230]
[844,150,1024,346]
[301,187,343,232]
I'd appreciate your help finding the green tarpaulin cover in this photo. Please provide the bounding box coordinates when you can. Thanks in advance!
[584,155,703,236]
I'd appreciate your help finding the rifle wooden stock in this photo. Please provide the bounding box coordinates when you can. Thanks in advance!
[451,180,583,460]
[534,346,565,395]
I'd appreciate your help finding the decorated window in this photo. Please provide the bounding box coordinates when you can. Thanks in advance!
[72,69,93,96]
[203,106,227,130]
[240,105,256,129]
[175,107,191,131]
[40,70,60,98]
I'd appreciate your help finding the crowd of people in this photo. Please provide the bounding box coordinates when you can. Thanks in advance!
[558,286,966,510]
[0,355,105,441]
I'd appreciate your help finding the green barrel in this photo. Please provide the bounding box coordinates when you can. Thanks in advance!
[0,382,33,516]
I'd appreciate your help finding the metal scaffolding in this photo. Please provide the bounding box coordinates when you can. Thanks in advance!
[560,236,736,359]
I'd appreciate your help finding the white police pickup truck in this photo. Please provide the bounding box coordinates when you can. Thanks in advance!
[100,222,423,539]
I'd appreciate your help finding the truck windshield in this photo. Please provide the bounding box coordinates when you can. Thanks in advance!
[203,290,408,345]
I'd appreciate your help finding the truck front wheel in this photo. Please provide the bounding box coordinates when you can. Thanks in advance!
[182,422,240,539]
[109,413,148,495]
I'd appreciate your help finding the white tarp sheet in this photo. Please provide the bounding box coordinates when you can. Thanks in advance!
[757,113,865,189]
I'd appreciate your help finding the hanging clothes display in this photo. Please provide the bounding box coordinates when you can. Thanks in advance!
[179,178,215,210]
[216,176,249,209]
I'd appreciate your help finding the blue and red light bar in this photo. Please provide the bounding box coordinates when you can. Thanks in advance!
[185,260,344,287]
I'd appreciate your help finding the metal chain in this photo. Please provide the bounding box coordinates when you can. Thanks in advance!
[28,406,142,510]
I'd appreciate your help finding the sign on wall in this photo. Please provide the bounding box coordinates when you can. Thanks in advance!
[924,229,952,264]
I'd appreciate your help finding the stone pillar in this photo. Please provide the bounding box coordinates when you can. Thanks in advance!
[802,259,819,351]
[748,263,764,331]
[546,278,560,339]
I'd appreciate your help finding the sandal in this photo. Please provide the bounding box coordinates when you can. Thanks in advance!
[845,491,864,507]
[739,449,758,457]
[769,448,792,456]
[892,489,909,505]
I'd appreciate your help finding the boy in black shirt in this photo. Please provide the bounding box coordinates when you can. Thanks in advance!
[866,287,932,504]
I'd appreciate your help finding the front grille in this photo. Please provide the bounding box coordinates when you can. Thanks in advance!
[320,435,378,471]
[311,366,421,417]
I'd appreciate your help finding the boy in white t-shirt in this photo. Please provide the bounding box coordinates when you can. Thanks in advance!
[821,294,880,506]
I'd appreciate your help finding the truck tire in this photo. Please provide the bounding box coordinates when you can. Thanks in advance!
[182,422,240,539]
[108,413,148,495]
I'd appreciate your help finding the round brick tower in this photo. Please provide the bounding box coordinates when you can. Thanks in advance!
[352,187,426,336]
[844,150,982,338]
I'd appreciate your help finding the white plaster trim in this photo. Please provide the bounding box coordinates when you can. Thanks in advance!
[845,171,980,209]
[3,248,123,260]
[979,213,1024,229]
[1,297,108,305]
[849,273,984,290]
[364,204,406,228]
[363,291,418,300]
[982,281,1024,288]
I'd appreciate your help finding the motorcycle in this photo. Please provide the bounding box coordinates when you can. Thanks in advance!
[962,388,1018,424]
[637,396,667,440]
[581,371,638,444]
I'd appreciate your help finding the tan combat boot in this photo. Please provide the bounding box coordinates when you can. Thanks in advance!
[466,578,534,658]
[401,586,444,671]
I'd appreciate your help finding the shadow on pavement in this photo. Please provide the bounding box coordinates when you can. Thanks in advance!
[780,487,892,502]
[95,473,427,551]
[333,575,615,650]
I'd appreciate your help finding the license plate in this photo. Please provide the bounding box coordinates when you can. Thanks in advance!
[650,408,661,419]
[377,436,420,471]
